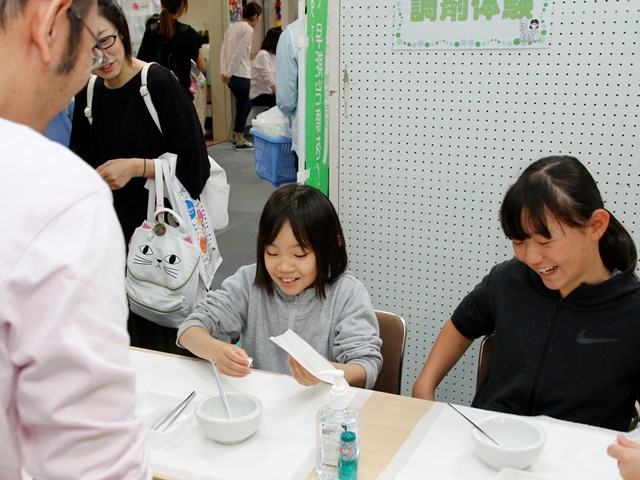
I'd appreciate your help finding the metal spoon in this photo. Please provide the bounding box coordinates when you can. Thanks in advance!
[209,359,232,419]
[448,403,500,446]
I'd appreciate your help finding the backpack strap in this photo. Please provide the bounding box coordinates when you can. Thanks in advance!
[140,62,163,134]
[84,65,161,132]
[84,75,98,125]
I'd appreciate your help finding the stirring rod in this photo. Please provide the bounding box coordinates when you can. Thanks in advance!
[448,403,500,446]
[209,359,232,419]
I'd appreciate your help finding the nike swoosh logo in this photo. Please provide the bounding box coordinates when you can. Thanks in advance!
[576,329,621,345]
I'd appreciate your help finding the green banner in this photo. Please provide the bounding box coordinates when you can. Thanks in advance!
[304,1,329,194]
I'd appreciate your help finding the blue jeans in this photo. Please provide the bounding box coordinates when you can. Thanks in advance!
[227,76,251,135]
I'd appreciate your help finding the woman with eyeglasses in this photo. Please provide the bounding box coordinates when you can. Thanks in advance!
[70,0,209,355]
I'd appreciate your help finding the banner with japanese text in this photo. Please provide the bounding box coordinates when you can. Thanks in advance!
[395,0,552,49]
[305,0,329,194]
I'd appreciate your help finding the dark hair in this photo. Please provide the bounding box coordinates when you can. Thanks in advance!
[261,27,282,54]
[159,0,186,38]
[255,184,348,298]
[500,155,638,276]
[0,0,31,28]
[242,2,263,20]
[57,0,94,74]
[98,0,132,59]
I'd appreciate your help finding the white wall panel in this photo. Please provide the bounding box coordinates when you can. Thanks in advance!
[338,0,640,403]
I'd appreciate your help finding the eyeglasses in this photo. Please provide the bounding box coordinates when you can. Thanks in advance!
[67,4,109,70]
[96,31,118,51]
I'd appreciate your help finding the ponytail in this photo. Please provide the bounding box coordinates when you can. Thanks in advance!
[158,7,174,38]
[601,212,638,277]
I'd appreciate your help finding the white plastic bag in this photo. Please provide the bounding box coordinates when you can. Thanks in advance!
[251,106,291,138]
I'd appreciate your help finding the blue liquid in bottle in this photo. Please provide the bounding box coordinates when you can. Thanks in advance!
[338,430,358,480]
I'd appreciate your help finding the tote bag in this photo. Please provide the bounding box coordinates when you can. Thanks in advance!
[150,153,222,287]
[125,157,219,328]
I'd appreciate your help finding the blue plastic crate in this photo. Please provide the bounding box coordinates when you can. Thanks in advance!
[249,128,297,187]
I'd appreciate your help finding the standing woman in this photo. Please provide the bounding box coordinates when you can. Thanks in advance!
[70,0,210,354]
[137,0,207,98]
[250,27,282,109]
[220,1,263,150]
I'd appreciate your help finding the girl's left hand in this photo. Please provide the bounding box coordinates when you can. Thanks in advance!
[288,356,320,387]
[608,434,640,480]
[96,158,139,190]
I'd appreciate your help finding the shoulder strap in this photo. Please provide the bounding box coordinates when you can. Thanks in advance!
[84,75,98,125]
[139,62,163,134]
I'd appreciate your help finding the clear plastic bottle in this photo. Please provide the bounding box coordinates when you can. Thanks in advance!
[338,430,359,480]
[316,370,360,480]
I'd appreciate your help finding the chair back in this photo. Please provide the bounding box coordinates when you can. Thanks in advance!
[372,310,407,395]
[476,332,495,389]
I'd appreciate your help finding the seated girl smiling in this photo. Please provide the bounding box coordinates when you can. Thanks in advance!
[178,184,382,388]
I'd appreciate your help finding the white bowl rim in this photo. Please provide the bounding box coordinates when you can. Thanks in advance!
[195,393,263,424]
[471,415,547,451]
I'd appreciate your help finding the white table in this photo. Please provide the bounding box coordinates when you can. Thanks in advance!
[130,348,621,480]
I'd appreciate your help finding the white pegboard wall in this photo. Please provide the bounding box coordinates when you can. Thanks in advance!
[337,0,639,403]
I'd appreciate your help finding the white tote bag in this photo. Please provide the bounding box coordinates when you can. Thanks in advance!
[126,158,214,328]
[151,153,222,287]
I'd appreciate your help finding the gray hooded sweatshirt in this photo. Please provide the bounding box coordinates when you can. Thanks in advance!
[177,264,382,389]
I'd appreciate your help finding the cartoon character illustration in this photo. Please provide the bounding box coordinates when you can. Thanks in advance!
[520,18,541,42]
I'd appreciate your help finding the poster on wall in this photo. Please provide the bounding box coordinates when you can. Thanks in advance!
[394,0,552,50]
[121,0,161,55]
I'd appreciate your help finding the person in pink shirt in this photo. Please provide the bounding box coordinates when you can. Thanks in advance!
[220,1,262,150]
[250,27,282,109]
[0,0,150,478]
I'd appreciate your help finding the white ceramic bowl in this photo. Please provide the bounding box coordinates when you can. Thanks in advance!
[471,415,546,470]
[195,393,263,444]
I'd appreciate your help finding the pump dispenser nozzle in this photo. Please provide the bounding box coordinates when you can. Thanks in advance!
[319,369,350,410]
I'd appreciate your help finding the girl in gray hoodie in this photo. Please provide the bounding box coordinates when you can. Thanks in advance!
[178,184,382,389]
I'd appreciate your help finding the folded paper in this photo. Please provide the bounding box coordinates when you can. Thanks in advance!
[270,329,339,384]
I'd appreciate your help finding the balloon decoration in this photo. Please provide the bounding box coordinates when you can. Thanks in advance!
[275,0,281,26]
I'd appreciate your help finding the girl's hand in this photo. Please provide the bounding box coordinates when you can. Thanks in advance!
[608,434,640,480]
[96,158,141,190]
[288,356,320,386]
[212,343,252,377]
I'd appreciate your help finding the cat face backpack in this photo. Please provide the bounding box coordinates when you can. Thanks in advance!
[125,156,221,328]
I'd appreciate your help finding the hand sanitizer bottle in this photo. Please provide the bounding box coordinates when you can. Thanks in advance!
[316,370,360,480]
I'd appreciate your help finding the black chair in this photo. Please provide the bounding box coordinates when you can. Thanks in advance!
[476,332,495,389]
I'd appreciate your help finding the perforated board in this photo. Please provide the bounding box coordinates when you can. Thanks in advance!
[337,0,639,403]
